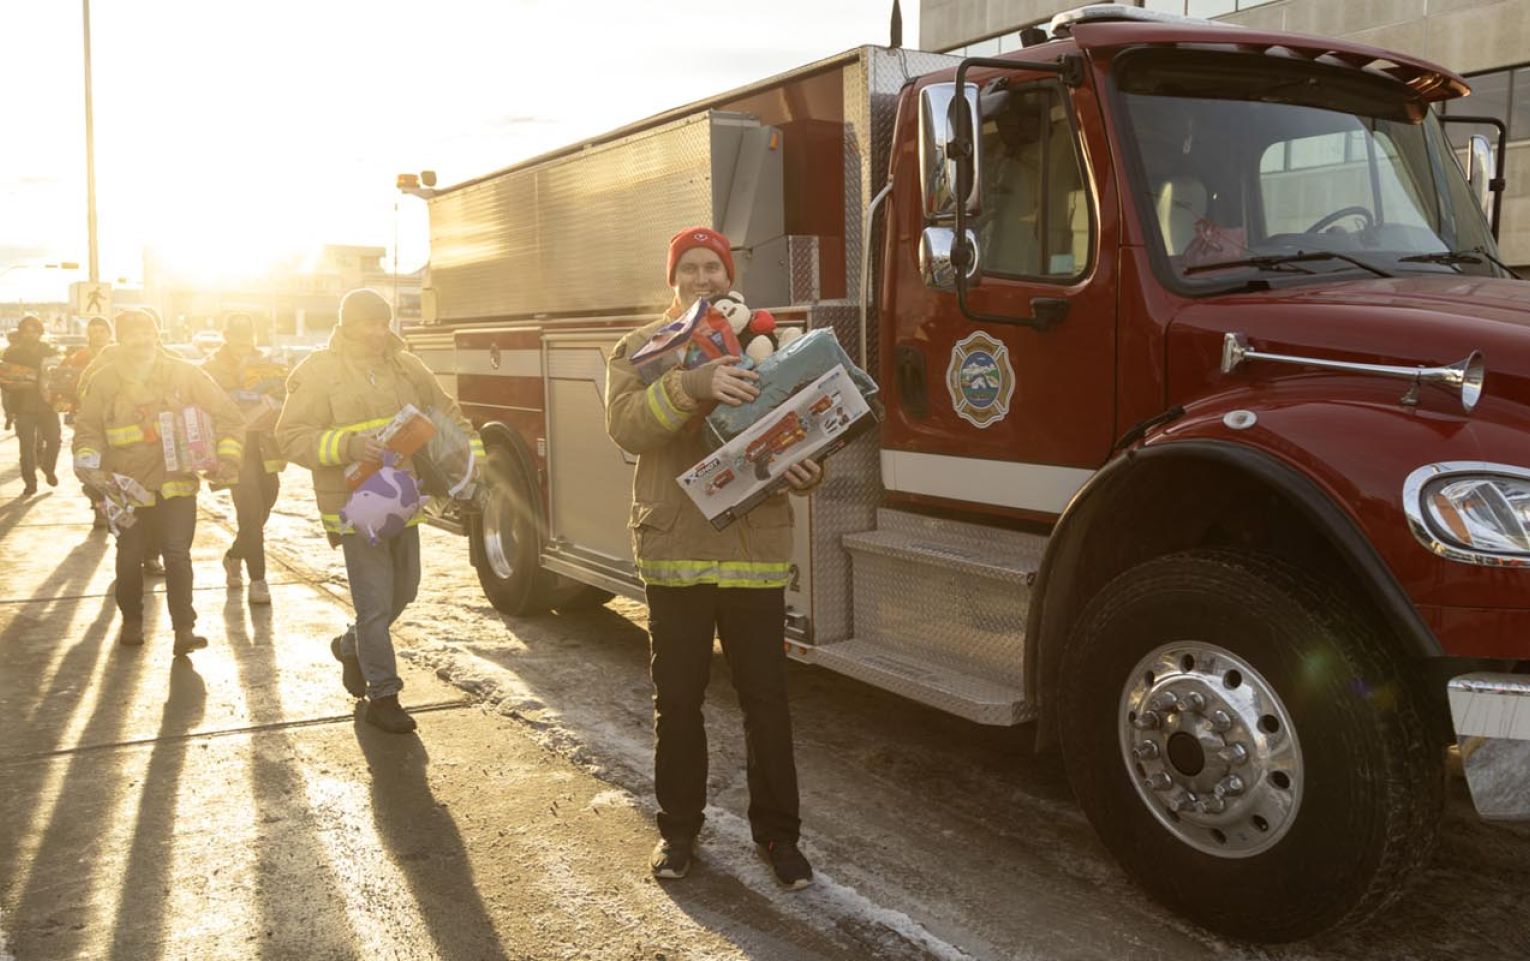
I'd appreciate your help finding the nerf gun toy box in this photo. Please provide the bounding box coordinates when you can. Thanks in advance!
[677,364,874,530]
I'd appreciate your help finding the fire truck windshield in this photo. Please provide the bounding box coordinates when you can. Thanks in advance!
[1112,50,1505,290]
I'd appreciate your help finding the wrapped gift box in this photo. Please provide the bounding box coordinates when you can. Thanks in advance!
[678,364,874,530]
[702,328,877,450]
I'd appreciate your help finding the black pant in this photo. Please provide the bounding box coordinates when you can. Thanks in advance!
[645,583,800,844]
[116,495,198,630]
[14,409,60,486]
[226,451,279,580]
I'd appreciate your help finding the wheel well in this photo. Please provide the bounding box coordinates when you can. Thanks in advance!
[1031,442,1441,746]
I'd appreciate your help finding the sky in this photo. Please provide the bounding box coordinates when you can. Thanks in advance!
[0,0,919,303]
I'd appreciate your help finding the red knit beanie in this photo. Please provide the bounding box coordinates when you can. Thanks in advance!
[666,226,735,285]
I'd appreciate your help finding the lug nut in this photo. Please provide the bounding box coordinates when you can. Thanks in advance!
[1209,710,1233,732]
[1215,775,1246,798]
[1177,691,1206,713]
[1166,793,1193,813]
[1145,772,1173,792]
[1134,710,1162,730]
[1148,691,1179,713]
[1132,741,1161,761]
[1217,743,1249,766]
[1196,795,1227,815]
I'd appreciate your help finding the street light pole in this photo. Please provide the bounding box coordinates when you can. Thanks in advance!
[82,0,100,284]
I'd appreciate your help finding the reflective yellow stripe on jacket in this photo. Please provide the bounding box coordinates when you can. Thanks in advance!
[317,416,393,467]
[635,559,792,589]
[644,379,688,433]
[106,424,146,446]
[160,479,198,500]
[217,437,243,460]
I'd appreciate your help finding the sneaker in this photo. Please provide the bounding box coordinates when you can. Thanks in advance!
[44,471,58,487]
[330,635,366,698]
[118,618,145,647]
[364,695,417,734]
[143,558,166,577]
[248,579,271,605]
[758,841,813,891]
[651,837,694,880]
[172,630,208,656]
[223,555,243,586]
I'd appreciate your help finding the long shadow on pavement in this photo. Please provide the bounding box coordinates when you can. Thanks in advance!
[356,720,512,961]
[108,658,206,961]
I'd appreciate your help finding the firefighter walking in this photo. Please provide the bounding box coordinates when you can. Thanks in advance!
[202,313,285,606]
[71,308,245,652]
[275,288,483,734]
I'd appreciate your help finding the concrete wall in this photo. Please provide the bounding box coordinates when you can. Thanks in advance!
[920,0,1530,263]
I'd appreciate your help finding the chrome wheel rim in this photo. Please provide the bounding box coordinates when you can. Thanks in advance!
[481,482,517,580]
[1118,642,1303,858]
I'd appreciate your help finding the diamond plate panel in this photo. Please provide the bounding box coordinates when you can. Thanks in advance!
[847,540,1031,690]
[805,428,881,645]
[810,638,1030,726]
[787,234,822,303]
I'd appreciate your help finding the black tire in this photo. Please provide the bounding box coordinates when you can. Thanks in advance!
[471,444,560,615]
[1059,549,1443,942]
[551,585,616,613]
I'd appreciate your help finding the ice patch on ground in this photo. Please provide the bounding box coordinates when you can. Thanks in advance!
[401,641,980,961]
[0,907,15,961]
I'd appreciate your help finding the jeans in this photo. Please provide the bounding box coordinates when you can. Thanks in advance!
[226,449,280,580]
[645,584,800,844]
[14,409,60,486]
[339,526,420,700]
[115,494,198,630]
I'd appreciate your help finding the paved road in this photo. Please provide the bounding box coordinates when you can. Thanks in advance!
[3,433,1530,960]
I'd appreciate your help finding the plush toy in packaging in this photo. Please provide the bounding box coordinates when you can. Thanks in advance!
[340,452,424,545]
[703,328,878,450]
[45,360,81,412]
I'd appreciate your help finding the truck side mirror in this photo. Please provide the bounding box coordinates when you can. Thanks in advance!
[920,226,981,291]
[1467,134,1495,221]
[918,82,982,221]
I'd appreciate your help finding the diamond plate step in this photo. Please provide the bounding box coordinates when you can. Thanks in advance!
[810,638,1033,726]
[841,529,1037,584]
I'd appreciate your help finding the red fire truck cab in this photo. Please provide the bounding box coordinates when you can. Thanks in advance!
[409,3,1530,941]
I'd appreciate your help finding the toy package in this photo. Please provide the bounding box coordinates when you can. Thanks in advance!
[81,471,153,537]
[0,361,39,392]
[677,364,875,530]
[157,407,219,473]
[45,360,81,412]
[702,328,878,450]
[342,403,437,489]
[413,408,478,501]
[231,357,288,432]
[340,451,424,545]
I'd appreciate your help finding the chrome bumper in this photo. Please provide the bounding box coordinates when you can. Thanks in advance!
[1449,672,1530,821]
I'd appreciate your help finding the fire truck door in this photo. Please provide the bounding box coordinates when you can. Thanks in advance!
[883,77,1114,519]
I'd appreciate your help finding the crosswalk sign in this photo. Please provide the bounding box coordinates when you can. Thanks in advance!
[70,281,112,317]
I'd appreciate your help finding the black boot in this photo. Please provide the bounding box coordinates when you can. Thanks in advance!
[330,635,366,698]
[119,618,144,647]
[172,630,208,656]
[365,695,417,734]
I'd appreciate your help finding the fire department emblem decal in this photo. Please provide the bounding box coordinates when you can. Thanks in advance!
[946,332,1014,429]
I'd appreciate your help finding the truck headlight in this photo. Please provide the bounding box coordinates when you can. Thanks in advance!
[1424,476,1530,552]
[1405,463,1530,564]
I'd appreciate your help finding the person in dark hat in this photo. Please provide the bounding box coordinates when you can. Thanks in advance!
[2,315,61,496]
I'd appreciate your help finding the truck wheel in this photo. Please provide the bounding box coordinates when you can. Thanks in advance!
[472,444,559,615]
[1059,549,1443,942]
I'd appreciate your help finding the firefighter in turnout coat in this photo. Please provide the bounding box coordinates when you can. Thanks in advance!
[71,308,245,653]
[275,288,483,734]
[605,226,823,890]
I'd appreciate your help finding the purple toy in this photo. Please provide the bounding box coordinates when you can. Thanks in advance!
[340,453,424,545]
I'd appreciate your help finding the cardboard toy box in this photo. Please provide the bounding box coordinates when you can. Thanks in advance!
[342,403,437,489]
[677,364,874,530]
[0,361,39,392]
[157,407,219,473]
[702,328,877,450]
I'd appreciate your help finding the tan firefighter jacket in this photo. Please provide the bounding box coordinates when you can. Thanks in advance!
[72,348,246,505]
[606,314,821,589]
[275,327,483,537]
[202,344,286,474]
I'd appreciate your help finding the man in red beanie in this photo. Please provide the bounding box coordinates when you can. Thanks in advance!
[607,226,823,890]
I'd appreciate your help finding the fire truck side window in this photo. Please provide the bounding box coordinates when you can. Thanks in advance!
[975,84,1089,281]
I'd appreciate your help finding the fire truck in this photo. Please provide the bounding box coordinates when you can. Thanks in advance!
[406,4,1530,941]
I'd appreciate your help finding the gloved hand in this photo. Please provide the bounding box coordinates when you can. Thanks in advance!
[347,432,384,464]
[680,355,760,407]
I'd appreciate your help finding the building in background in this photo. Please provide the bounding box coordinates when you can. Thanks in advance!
[143,243,422,347]
[921,0,1530,267]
